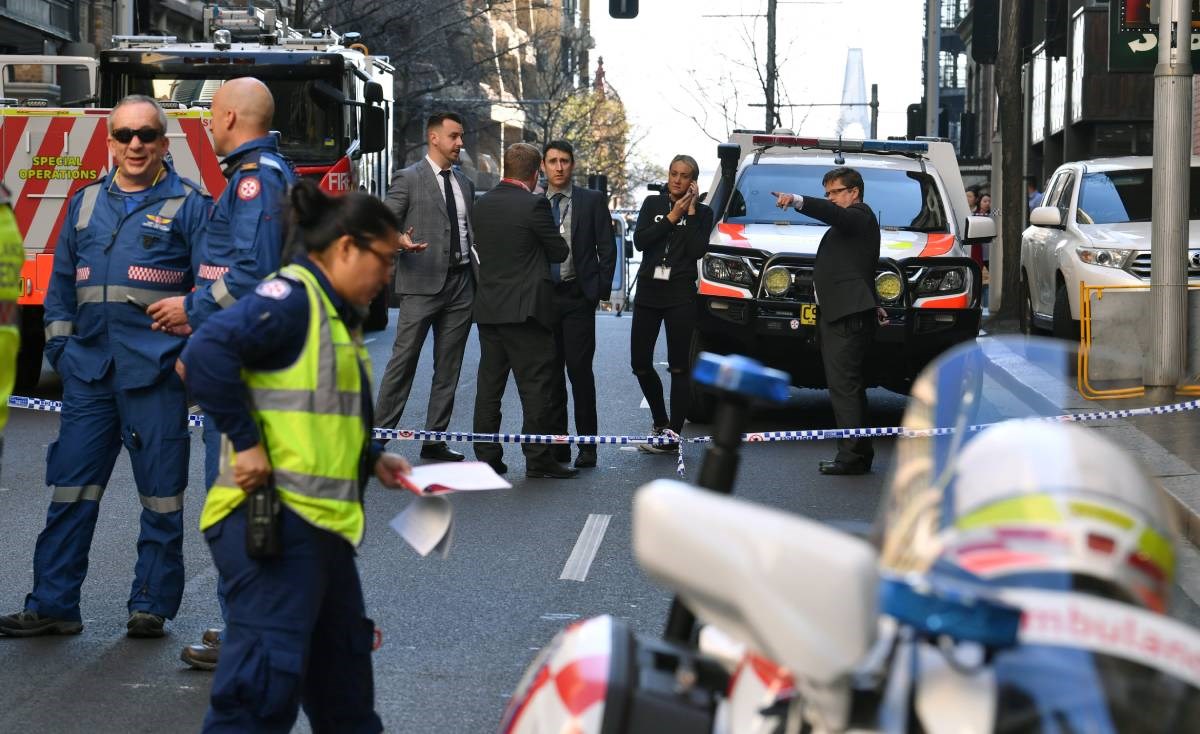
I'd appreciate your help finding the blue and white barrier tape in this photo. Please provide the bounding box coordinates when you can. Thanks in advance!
[11,395,1200,479]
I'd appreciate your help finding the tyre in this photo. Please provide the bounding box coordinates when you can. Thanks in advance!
[15,306,43,392]
[686,330,717,423]
[1051,279,1079,342]
[364,289,388,332]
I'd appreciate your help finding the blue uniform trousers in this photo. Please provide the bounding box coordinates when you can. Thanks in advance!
[202,415,229,621]
[26,370,188,621]
[202,505,382,734]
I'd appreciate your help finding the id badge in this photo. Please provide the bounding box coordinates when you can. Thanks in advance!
[653,265,672,280]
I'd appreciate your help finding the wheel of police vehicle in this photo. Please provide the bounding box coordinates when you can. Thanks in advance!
[364,289,389,332]
[15,306,44,392]
[1051,279,1079,342]
[686,331,717,423]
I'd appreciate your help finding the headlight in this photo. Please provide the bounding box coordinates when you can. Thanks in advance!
[763,266,791,296]
[1076,246,1133,269]
[915,267,968,294]
[875,271,902,302]
[703,254,755,286]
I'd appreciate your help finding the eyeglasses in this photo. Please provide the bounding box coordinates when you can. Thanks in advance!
[111,127,163,144]
[824,186,851,198]
[362,244,398,270]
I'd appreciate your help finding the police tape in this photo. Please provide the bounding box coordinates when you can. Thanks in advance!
[10,395,1200,479]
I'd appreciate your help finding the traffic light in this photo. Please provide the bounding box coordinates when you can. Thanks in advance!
[972,0,999,65]
[609,0,638,19]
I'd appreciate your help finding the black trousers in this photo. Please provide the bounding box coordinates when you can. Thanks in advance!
[630,301,694,432]
[473,320,557,465]
[818,309,876,465]
[550,280,598,459]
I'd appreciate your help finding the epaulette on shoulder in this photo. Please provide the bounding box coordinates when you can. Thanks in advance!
[239,162,260,172]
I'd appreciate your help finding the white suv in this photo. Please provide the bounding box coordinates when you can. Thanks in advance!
[1020,156,1200,337]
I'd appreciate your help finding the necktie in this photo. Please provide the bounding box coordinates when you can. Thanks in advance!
[440,170,462,266]
[550,193,564,282]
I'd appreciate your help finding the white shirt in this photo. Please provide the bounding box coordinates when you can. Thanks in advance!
[426,155,470,258]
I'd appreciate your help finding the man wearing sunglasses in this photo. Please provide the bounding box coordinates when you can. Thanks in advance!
[772,167,881,476]
[0,95,210,640]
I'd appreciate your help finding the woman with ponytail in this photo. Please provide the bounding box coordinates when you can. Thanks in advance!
[181,180,419,733]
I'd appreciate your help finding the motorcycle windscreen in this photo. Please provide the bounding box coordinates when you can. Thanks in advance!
[991,644,1200,733]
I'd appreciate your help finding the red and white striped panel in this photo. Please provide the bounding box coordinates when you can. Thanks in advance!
[197,263,229,281]
[75,266,90,282]
[128,265,186,285]
[504,616,613,734]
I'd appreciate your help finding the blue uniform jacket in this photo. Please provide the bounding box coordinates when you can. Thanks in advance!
[181,256,383,475]
[45,164,209,390]
[187,135,296,329]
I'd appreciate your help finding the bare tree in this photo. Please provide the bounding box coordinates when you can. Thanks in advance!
[993,0,1024,320]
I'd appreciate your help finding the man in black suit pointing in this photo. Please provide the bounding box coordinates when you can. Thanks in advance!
[471,143,576,479]
[774,167,880,475]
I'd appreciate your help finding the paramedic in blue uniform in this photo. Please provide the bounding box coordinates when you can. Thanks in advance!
[146,77,297,669]
[0,95,209,638]
[182,180,413,733]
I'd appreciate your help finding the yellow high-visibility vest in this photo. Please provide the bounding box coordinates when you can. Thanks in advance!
[200,263,371,545]
[0,187,22,435]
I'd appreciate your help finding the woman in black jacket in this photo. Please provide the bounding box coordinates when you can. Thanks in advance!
[631,154,714,452]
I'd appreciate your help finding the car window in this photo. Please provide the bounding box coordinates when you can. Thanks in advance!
[1041,172,1066,210]
[725,164,949,232]
[1076,168,1200,224]
[1051,172,1075,210]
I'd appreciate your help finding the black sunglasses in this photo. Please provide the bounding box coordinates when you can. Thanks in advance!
[111,127,163,144]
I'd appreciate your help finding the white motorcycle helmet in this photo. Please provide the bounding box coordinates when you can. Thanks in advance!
[881,414,1178,613]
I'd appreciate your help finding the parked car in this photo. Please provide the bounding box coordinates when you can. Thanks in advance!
[1020,156,1200,338]
[690,132,995,420]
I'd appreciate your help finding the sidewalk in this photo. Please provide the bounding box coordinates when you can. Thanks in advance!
[982,331,1200,547]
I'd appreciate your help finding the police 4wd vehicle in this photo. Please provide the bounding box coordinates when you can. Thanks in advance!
[690,132,995,420]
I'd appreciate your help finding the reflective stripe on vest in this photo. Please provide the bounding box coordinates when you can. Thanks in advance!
[74,186,102,230]
[211,275,237,308]
[200,264,371,545]
[45,320,74,339]
[76,284,189,305]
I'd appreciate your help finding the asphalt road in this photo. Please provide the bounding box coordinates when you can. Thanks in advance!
[0,312,1196,733]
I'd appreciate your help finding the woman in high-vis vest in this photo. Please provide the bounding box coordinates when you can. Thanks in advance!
[181,180,415,734]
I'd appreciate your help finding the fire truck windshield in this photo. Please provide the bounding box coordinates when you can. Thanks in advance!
[124,75,344,163]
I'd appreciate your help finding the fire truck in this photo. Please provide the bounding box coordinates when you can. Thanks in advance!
[0,6,394,389]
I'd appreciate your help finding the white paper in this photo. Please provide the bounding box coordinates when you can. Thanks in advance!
[401,461,512,494]
[389,495,453,557]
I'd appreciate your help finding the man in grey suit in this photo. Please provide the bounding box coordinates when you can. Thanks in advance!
[376,112,476,462]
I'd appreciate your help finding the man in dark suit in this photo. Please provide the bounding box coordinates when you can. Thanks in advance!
[541,140,616,469]
[774,167,880,475]
[472,143,577,479]
[376,112,475,462]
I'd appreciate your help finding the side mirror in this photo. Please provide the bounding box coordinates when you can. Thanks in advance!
[360,105,386,155]
[717,143,740,181]
[609,0,638,18]
[624,236,634,260]
[633,480,879,683]
[363,81,383,104]
[1029,205,1065,228]
[965,214,997,242]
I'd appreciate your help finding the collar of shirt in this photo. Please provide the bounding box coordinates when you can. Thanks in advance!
[101,162,183,203]
[425,155,454,177]
[222,135,280,172]
[500,178,532,192]
[547,185,572,200]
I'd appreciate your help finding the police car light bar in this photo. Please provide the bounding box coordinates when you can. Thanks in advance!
[750,134,929,153]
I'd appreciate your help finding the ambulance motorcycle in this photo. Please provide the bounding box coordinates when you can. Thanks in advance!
[500,336,1200,733]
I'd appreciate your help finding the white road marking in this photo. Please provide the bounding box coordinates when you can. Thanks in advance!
[539,613,580,622]
[559,514,611,582]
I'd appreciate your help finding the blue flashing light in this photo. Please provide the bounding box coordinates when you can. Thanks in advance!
[879,575,1021,649]
[861,139,929,153]
[692,352,790,404]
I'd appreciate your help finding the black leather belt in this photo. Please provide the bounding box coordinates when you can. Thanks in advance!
[448,262,471,273]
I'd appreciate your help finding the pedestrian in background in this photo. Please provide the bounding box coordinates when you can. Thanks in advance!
[774,166,879,475]
[0,96,209,638]
[541,140,616,469]
[630,154,713,453]
[375,112,472,463]
[965,186,978,213]
[182,180,412,733]
[147,77,299,672]
[471,143,575,478]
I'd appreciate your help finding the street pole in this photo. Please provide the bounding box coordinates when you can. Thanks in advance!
[870,83,879,138]
[766,0,777,131]
[991,0,1024,320]
[1146,0,1192,401]
[924,0,940,136]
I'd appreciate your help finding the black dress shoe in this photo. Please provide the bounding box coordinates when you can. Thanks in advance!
[818,459,870,476]
[486,460,508,475]
[181,642,220,671]
[574,447,597,468]
[526,461,579,479]
[419,444,465,462]
[552,447,571,464]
